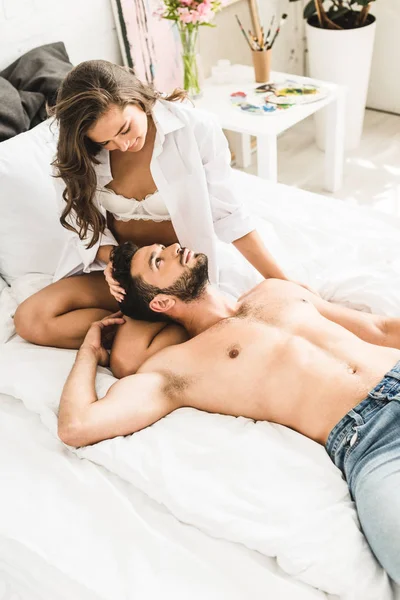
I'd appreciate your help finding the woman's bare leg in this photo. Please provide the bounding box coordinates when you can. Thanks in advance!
[14,272,119,349]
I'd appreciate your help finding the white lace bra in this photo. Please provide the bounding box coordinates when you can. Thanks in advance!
[99,188,171,222]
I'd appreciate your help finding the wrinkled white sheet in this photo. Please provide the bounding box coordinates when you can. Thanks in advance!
[0,392,325,600]
[217,173,400,311]
[1,173,400,599]
[0,275,15,344]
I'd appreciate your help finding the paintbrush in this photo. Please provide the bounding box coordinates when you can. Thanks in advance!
[259,25,264,48]
[235,15,255,50]
[265,14,275,45]
[268,13,288,50]
[248,29,262,50]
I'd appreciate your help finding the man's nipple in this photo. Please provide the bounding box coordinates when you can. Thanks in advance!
[227,345,241,359]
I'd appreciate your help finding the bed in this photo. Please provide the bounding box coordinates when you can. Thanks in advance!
[1,390,326,600]
[1,118,400,600]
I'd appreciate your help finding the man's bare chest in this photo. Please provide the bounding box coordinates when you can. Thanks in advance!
[146,318,285,391]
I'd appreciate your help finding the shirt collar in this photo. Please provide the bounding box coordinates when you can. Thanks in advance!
[152,98,185,145]
[94,99,185,183]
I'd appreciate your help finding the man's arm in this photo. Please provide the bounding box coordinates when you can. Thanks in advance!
[301,286,400,349]
[110,318,188,378]
[58,314,174,448]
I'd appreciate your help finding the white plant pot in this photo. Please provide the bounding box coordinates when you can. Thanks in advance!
[306,16,376,151]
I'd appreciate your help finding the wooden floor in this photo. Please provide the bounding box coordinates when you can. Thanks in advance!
[238,109,400,217]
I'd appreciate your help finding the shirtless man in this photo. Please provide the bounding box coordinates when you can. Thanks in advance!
[59,241,400,581]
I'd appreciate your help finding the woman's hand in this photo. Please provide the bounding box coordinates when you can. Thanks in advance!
[80,312,126,367]
[104,260,126,303]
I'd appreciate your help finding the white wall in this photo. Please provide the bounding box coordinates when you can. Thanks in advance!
[0,0,304,80]
[367,0,400,114]
[0,0,121,70]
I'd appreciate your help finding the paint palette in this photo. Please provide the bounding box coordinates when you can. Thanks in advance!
[263,80,328,105]
[236,102,277,115]
[230,91,247,104]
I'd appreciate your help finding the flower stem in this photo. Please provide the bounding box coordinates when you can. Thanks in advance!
[179,24,201,97]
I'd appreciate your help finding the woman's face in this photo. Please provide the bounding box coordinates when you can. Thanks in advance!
[87,103,149,152]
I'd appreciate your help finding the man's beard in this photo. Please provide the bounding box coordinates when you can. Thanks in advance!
[162,253,209,302]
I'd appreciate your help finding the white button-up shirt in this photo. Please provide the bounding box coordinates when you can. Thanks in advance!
[53,99,256,284]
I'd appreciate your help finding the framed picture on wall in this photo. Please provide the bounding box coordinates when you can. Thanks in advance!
[110,0,183,93]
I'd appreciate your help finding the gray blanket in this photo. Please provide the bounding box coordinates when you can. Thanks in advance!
[0,42,72,142]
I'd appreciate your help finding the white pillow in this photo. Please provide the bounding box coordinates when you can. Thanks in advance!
[0,119,68,283]
[0,275,16,343]
[0,274,7,294]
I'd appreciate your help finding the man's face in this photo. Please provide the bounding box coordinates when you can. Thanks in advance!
[130,243,209,301]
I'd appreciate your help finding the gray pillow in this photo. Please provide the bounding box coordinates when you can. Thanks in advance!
[0,77,32,140]
[0,41,73,142]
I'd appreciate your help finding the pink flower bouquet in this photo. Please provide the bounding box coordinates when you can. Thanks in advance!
[157,0,225,96]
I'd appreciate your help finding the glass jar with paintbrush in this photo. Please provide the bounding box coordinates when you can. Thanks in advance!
[235,13,288,83]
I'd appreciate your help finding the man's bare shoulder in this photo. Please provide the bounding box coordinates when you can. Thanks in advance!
[238,278,303,305]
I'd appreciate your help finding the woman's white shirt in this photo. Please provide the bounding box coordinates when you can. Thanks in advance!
[53,99,255,284]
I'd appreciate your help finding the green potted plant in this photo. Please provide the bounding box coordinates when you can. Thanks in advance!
[294,0,375,30]
[289,0,377,149]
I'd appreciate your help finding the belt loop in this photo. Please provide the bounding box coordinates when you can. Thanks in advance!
[387,370,400,382]
[347,409,364,427]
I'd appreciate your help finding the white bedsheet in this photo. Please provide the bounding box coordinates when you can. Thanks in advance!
[0,275,15,344]
[217,173,400,313]
[0,341,396,600]
[1,173,400,599]
[0,392,326,600]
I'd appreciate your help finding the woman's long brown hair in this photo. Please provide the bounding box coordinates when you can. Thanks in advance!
[49,60,187,248]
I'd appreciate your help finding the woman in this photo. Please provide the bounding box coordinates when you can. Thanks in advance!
[15,60,298,376]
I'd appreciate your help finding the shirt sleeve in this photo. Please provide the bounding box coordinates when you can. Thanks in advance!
[53,175,118,275]
[197,113,256,244]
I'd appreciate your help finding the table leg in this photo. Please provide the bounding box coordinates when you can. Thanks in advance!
[257,135,277,181]
[232,133,252,168]
[324,88,346,192]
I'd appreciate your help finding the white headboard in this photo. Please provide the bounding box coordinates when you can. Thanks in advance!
[0,0,122,70]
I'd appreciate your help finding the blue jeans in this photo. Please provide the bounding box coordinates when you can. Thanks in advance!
[325,360,400,582]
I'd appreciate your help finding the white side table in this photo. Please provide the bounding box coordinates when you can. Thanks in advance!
[194,65,346,193]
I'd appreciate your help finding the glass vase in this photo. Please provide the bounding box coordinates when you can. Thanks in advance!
[179,25,202,99]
